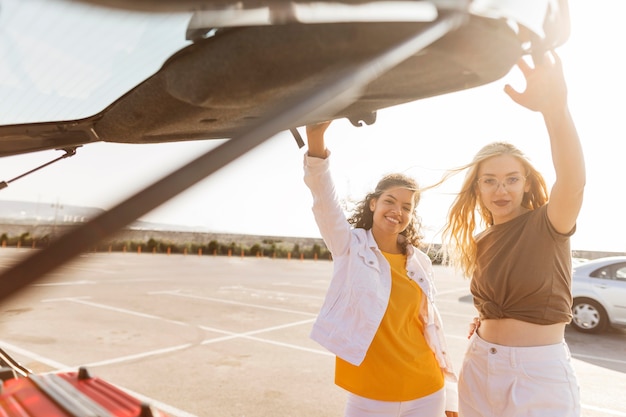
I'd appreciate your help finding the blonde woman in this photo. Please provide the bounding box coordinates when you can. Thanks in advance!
[443,50,585,417]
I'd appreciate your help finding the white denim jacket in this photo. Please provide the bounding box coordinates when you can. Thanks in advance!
[304,152,458,410]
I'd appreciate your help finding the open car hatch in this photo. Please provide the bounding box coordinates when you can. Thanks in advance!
[0,0,569,157]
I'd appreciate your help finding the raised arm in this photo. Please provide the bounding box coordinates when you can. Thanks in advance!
[504,50,585,234]
[303,120,353,256]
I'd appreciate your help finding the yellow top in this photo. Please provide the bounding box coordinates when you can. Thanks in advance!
[335,251,444,401]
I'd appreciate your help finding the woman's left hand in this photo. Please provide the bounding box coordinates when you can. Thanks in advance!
[468,316,481,339]
[445,411,458,417]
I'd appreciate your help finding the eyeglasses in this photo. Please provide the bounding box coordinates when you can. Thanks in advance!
[476,175,527,193]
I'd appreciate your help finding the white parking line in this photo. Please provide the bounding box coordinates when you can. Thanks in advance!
[43,297,190,326]
[118,387,200,417]
[200,318,316,341]
[200,318,330,356]
[154,290,318,316]
[34,280,98,286]
[0,340,67,370]
[35,277,165,286]
[219,285,325,300]
[74,344,194,370]
[272,281,331,290]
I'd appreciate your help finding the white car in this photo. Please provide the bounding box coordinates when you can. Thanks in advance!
[571,256,626,333]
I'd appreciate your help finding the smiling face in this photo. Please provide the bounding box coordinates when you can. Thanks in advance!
[369,186,416,237]
[476,154,531,224]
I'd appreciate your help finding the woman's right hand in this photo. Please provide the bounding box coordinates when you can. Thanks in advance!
[305,121,332,158]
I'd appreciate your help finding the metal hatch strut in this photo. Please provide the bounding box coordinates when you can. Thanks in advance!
[0,13,465,304]
[0,147,78,190]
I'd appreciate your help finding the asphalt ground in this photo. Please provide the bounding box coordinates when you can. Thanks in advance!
[0,249,624,417]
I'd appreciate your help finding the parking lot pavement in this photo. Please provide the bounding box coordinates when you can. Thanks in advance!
[0,250,625,416]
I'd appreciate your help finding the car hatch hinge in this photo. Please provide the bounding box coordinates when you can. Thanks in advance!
[0,147,79,190]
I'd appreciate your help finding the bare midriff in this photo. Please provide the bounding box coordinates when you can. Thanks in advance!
[478,318,567,346]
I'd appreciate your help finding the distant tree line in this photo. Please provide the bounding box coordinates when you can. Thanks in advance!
[0,232,333,261]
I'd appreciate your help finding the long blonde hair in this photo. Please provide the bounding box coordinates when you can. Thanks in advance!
[441,142,548,277]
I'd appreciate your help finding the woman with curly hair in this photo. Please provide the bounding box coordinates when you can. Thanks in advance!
[304,121,457,417]
[442,50,585,417]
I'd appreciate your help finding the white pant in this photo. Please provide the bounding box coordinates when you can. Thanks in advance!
[344,388,445,417]
[459,333,580,417]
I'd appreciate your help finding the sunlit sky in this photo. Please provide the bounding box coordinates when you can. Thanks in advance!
[0,0,625,253]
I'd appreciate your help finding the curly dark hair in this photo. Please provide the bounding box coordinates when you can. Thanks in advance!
[347,173,424,254]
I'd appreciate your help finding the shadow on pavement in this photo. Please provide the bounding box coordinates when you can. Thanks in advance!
[566,326,626,373]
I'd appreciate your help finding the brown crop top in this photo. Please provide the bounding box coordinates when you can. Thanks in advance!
[471,204,574,325]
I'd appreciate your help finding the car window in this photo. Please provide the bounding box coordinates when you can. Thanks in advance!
[590,262,626,281]
[616,266,626,280]
[0,0,192,125]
